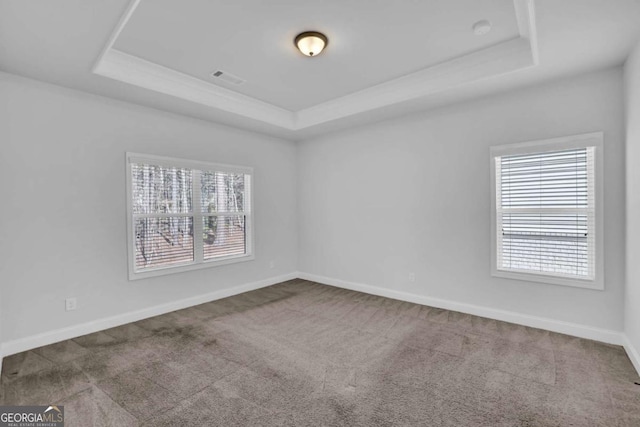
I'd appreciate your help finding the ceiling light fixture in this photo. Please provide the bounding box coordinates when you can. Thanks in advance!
[294,31,328,57]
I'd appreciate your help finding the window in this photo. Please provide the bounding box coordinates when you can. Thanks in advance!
[126,153,253,280]
[490,133,603,289]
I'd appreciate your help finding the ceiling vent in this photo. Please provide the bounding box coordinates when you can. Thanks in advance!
[210,70,245,85]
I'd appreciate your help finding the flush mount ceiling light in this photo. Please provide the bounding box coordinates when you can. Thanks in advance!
[294,31,328,57]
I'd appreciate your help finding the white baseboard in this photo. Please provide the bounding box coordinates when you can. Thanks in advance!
[622,335,640,376]
[4,270,638,377]
[1,272,297,358]
[298,272,624,346]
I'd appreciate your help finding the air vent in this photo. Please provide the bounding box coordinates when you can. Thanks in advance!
[210,70,245,85]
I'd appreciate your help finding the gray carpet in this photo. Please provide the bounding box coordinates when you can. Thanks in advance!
[1,279,639,426]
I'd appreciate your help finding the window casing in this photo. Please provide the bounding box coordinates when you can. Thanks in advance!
[126,153,253,280]
[490,133,604,290]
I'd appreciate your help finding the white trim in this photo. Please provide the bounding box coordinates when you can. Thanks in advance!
[92,0,538,130]
[514,0,539,65]
[3,271,637,376]
[622,335,640,376]
[490,132,604,157]
[489,132,605,290]
[296,36,535,129]
[91,0,142,73]
[492,269,601,290]
[129,253,256,281]
[1,272,297,358]
[95,49,294,129]
[127,152,254,175]
[298,272,623,346]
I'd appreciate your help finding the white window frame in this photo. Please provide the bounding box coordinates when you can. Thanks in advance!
[126,152,254,280]
[490,132,604,290]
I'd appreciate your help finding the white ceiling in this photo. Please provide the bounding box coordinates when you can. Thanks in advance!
[1,0,640,140]
[115,0,520,111]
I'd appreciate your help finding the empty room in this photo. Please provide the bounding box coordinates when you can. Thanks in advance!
[2,0,640,425]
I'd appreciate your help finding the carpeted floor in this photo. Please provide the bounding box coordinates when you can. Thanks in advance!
[1,279,639,426]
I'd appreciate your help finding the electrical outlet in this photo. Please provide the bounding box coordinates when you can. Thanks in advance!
[408,272,416,282]
[65,298,77,311]
[269,261,275,269]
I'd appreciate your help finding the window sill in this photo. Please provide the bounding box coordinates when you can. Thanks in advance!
[128,253,255,281]
[492,268,604,291]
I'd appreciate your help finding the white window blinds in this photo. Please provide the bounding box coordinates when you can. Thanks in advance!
[199,171,248,261]
[131,164,195,270]
[127,154,253,279]
[495,147,595,280]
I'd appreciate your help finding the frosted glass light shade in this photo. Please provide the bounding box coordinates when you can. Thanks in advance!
[295,32,328,57]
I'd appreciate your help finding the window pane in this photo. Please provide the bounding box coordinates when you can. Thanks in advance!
[501,148,589,208]
[200,172,245,213]
[501,213,590,277]
[203,215,246,260]
[131,163,192,214]
[497,146,595,280]
[135,217,194,270]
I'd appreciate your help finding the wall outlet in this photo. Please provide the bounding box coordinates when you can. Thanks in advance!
[408,272,416,282]
[269,261,275,269]
[65,298,77,311]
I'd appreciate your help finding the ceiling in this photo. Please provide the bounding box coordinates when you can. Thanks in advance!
[1,0,640,140]
[115,0,521,111]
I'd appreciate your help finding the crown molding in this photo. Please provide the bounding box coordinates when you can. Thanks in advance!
[93,0,538,132]
[295,36,534,128]
[94,49,295,128]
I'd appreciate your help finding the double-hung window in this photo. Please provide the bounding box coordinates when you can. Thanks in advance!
[126,153,253,280]
[490,133,603,289]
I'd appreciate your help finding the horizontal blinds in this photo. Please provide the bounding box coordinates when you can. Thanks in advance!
[131,164,192,214]
[496,147,595,280]
[200,171,248,260]
[200,171,246,213]
[203,215,246,260]
[131,161,250,272]
[134,217,194,270]
[500,149,591,208]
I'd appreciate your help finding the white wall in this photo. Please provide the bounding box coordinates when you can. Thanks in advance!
[298,67,625,332]
[0,73,298,347]
[0,64,629,357]
[624,41,640,363]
